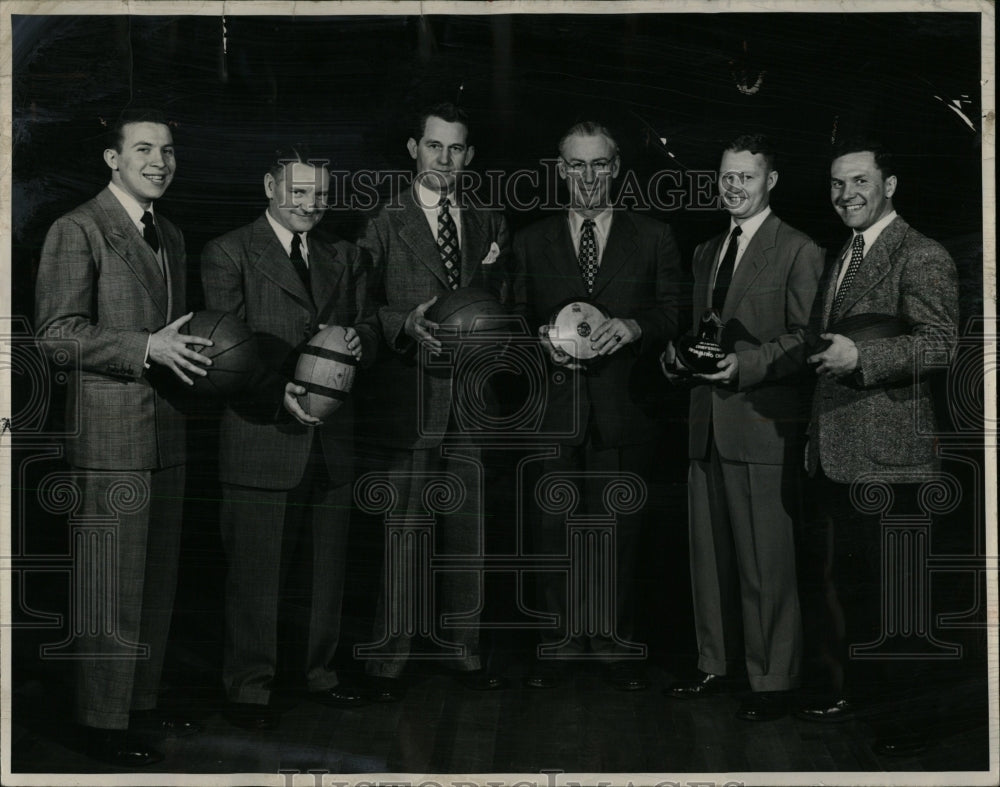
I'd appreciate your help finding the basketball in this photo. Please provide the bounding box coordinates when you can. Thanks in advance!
[548,298,610,361]
[426,287,509,347]
[180,310,258,397]
[293,325,359,419]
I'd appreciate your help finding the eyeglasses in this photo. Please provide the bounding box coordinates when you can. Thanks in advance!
[561,157,617,174]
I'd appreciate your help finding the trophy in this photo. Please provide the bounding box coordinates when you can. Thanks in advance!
[675,309,727,374]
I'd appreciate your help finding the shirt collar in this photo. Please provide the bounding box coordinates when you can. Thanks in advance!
[729,205,771,243]
[415,179,458,213]
[853,210,898,254]
[568,207,613,238]
[265,209,307,256]
[107,180,152,227]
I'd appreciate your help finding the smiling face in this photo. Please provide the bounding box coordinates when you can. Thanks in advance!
[265,161,330,234]
[830,151,897,231]
[717,149,777,222]
[557,132,620,216]
[407,115,474,195]
[103,121,175,208]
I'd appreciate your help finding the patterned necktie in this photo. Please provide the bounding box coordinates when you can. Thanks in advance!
[141,211,160,253]
[578,219,598,294]
[437,200,461,291]
[289,233,311,294]
[830,234,865,323]
[712,225,742,311]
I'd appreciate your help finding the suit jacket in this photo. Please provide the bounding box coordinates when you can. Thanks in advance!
[806,215,958,483]
[688,212,824,464]
[35,187,187,470]
[512,210,682,448]
[201,214,378,489]
[356,186,510,449]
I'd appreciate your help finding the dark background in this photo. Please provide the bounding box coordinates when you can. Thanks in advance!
[8,9,989,753]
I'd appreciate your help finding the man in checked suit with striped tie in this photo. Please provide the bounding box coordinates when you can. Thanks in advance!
[356,103,510,699]
[797,139,958,756]
[661,134,823,721]
[35,108,212,766]
[201,146,378,730]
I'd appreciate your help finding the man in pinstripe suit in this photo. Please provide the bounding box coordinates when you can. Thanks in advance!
[202,146,378,730]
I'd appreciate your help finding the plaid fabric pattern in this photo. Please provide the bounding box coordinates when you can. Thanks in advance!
[578,218,598,293]
[437,201,461,290]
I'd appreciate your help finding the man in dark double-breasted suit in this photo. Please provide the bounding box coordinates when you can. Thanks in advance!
[512,121,683,691]
[35,109,211,767]
[662,135,823,721]
[798,139,958,756]
[201,148,377,730]
[356,103,510,697]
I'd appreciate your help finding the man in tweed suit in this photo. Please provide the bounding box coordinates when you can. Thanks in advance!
[202,147,377,730]
[662,135,823,721]
[357,103,510,698]
[35,109,211,766]
[797,139,959,755]
[512,121,683,691]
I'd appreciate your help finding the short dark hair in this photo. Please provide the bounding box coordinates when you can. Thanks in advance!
[267,144,327,183]
[724,133,777,172]
[411,102,471,144]
[107,108,170,152]
[830,136,895,179]
[557,121,620,160]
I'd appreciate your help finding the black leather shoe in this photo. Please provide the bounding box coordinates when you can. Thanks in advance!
[224,701,279,731]
[872,733,928,757]
[453,668,509,691]
[795,698,856,723]
[367,676,406,703]
[84,727,164,767]
[736,691,789,722]
[308,685,368,708]
[523,664,559,690]
[130,709,202,737]
[665,672,725,699]
[606,662,648,692]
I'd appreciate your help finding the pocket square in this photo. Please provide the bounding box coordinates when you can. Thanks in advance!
[481,241,501,266]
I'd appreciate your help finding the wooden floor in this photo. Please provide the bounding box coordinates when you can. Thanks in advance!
[9,659,991,779]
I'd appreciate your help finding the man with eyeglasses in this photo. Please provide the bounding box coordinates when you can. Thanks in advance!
[512,120,682,691]
[661,134,823,722]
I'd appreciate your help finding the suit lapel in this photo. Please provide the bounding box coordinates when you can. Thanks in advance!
[398,187,451,289]
[697,232,726,313]
[591,212,638,300]
[723,212,778,317]
[309,237,345,322]
[96,188,169,319]
[822,238,851,326]
[835,216,907,318]
[544,216,586,295]
[248,215,313,311]
[459,205,487,286]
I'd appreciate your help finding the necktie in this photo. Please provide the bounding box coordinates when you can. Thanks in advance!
[289,233,311,294]
[712,225,742,311]
[141,211,160,253]
[437,200,461,290]
[578,219,598,294]
[830,234,865,323]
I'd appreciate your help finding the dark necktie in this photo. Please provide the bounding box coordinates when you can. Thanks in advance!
[437,200,461,290]
[141,211,160,253]
[578,219,598,294]
[712,225,742,311]
[830,234,865,323]
[289,233,311,293]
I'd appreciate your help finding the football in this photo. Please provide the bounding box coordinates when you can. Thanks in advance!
[292,325,359,419]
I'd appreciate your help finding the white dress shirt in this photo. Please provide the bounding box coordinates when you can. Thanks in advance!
[415,180,463,247]
[567,208,613,266]
[265,210,310,266]
[834,210,898,293]
[712,205,772,288]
